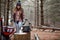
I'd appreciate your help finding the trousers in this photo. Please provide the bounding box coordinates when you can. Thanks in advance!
[14,21,23,33]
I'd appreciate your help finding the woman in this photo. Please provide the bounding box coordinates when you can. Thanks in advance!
[13,1,24,33]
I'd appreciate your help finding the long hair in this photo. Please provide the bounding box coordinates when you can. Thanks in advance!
[13,6,24,22]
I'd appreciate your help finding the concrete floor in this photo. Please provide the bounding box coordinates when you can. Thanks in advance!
[2,28,60,40]
[31,29,60,40]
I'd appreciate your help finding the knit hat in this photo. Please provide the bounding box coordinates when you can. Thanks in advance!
[16,1,21,6]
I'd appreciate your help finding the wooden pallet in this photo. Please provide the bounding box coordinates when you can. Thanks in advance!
[14,32,30,40]
[39,27,60,32]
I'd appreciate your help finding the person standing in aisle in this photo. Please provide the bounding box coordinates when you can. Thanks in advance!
[13,0,24,33]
